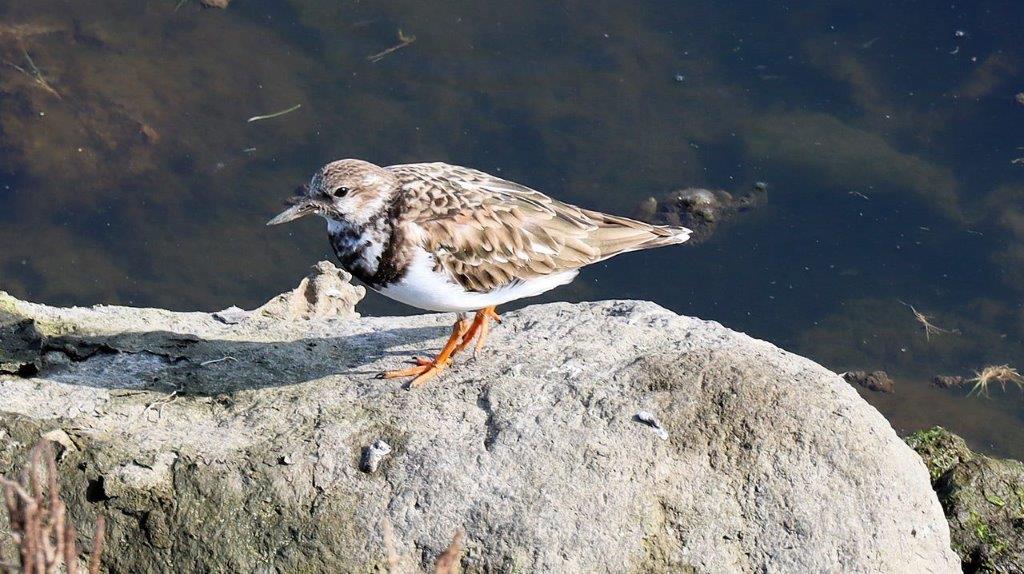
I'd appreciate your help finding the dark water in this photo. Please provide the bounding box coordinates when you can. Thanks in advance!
[2,1,1022,456]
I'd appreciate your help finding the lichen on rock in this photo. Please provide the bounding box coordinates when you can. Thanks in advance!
[907,426,1024,573]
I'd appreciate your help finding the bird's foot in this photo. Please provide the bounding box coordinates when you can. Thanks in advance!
[377,316,470,388]
[455,306,501,356]
[378,360,451,387]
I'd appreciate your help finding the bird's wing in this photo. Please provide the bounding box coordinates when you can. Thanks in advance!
[387,163,691,293]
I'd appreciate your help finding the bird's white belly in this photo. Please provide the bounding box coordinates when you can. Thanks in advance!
[377,247,578,312]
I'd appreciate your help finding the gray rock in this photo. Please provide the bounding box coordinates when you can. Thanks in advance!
[0,303,43,375]
[254,260,366,321]
[0,290,959,573]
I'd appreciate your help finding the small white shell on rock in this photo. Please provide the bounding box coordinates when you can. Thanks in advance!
[212,306,250,325]
[635,410,669,440]
[360,439,393,473]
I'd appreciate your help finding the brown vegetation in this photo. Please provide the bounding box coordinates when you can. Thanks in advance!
[382,518,464,574]
[1,442,104,574]
[967,365,1024,397]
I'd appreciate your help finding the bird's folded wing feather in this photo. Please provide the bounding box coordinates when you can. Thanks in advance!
[389,163,688,293]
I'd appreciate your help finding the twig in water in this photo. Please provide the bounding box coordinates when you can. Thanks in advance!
[848,190,871,200]
[367,29,416,63]
[967,364,1024,397]
[200,355,237,366]
[898,300,952,341]
[3,45,61,99]
[247,104,301,123]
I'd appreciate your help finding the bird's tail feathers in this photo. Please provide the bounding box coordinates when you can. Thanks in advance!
[583,209,691,259]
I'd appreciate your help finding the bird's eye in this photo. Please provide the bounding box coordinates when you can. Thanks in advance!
[333,186,350,198]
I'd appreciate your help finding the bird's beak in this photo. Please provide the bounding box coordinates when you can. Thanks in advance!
[267,198,317,226]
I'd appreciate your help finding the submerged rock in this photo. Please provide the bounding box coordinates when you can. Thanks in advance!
[842,369,896,393]
[906,427,1024,573]
[0,292,958,572]
[932,375,965,389]
[634,184,765,243]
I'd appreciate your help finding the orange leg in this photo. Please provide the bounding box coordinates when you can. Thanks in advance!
[378,317,470,387]
[455,306,501,356]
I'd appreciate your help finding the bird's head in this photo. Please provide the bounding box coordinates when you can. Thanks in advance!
[267,159,399,227]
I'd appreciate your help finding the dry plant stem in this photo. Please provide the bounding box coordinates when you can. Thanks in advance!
[4,42,62,99]
[898,300,951,341]
[87,517,105,574]
[367,29,416,62]
[246,104,301,123]
[199,355,237,366]
[434,529,464,574]
[968,364,1024,397]
[2,442,105,574]
[380,520,464,574]
[382,519,400,574]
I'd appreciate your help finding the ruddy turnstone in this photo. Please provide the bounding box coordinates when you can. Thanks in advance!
[268,159,691,387]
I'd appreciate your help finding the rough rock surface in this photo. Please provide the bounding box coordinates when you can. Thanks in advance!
[0,286,959,573]
[907,427,1024,573]
[252,261,365,322]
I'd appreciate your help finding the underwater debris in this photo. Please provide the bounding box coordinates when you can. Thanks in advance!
[932,375,965,389]
[634,185,765,244]
[841,370,895,393]
[967,365,1024,397]
[3,46,61,99]
[367,29,416,63]
[899,301,953,342]
[247,103,302,123]
[860,37,881,49]
[1016,92,1024,106]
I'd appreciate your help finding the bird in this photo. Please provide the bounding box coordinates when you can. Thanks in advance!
[268,159,691,387]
